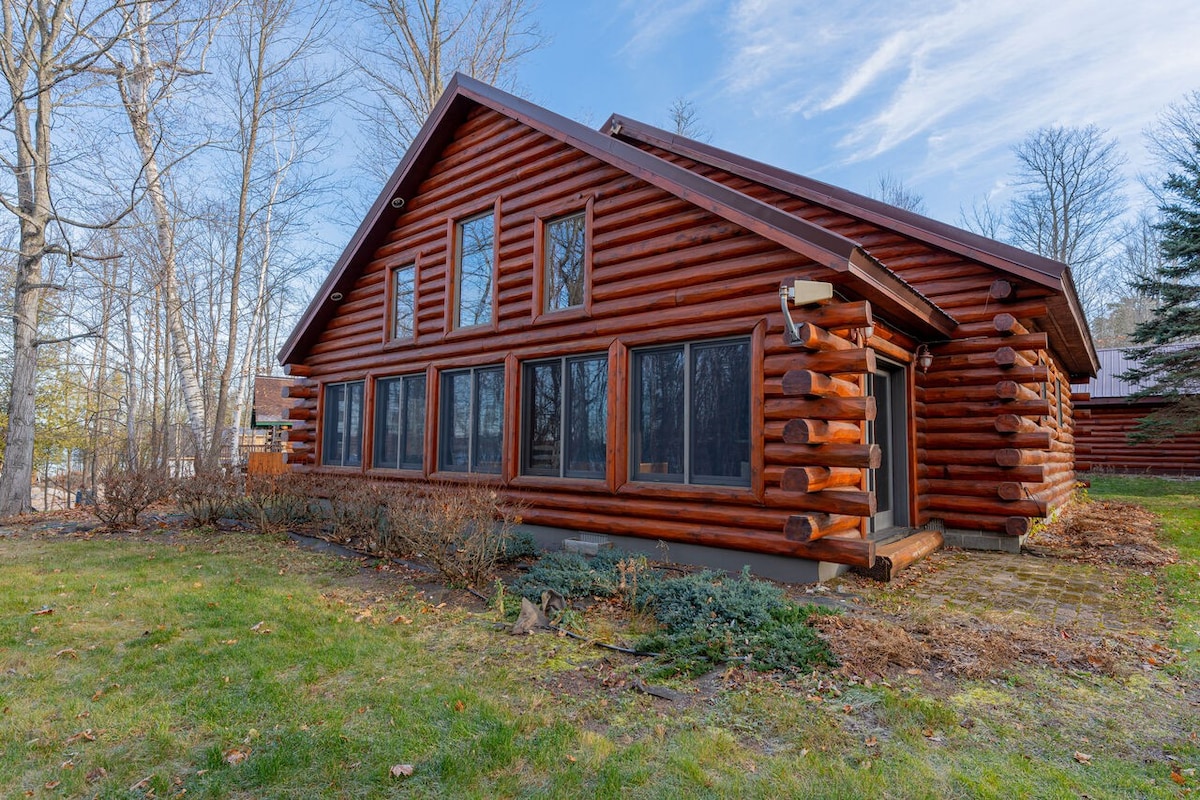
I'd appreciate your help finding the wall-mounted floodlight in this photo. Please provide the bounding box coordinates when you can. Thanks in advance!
[779,279,833,344]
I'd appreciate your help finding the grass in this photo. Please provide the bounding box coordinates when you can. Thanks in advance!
[0,474,1197,798]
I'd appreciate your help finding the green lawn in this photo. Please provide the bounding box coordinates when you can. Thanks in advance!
[1,475,1197,798]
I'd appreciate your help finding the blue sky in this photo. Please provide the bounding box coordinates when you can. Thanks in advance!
[509,0,1200,226]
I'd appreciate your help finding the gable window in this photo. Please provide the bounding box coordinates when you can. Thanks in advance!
[631,338,750,486]
[543,212,586,313]
[439,365,503,473]
[522,354,607,478]
[391,264,416,340]
[454,212,494,328]
[322,381,364,467]
[373,373,425,470]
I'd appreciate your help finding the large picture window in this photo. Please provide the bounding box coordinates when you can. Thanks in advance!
[392,264,416,340]
[373,373,425,470]
[543,212,586,313]
[322,381,364,467]
[438,365,504,473]
[454,212,494,328]
[631,339,750,486]
[522,354,607,478]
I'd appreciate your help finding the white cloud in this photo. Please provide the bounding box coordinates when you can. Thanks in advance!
[619,0,716,58]
[717,0,1200,184]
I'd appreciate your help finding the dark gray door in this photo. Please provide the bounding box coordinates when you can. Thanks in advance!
[868,361,909,534]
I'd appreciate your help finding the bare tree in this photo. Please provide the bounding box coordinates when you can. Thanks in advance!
[210,0,336,463]
[668,96,708,141]
[0,0,123,516]
[872,172,926,214]
[1006,125,1127,321]
[350,0,544,180]
[959,196,1006,239]
[102,0,224,460]
[1145,89,1200,181]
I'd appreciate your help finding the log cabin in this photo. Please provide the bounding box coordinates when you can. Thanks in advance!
[277,74,1099,582]
[1072,346,1200,475]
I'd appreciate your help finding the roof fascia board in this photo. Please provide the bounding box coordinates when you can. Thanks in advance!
[453,79,953,337]
[278,75,472,365]
[604,114,1070,289]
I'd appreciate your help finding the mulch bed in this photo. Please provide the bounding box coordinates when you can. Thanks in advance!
[1025,500,1177,567]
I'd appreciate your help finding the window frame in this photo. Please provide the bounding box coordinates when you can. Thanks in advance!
[321,380,365,468]
[387,262,418,343]
[520,353,608,480]
[532,197,593,323]
[437,364,505,474]
[447,201,500,333]
[371,372,426,471]
[629,336,751,488]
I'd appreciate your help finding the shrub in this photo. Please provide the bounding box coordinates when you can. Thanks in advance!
[173,470,240,527]
[236,473,313,536]
[93,465,171,528]
[383,482,523,587]
[501,528,541,561]
[635,568,836,678]
[509,548,638,602]
[317,477,388,544]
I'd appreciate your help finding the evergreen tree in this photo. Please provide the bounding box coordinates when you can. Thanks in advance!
[1122,140,1200,439]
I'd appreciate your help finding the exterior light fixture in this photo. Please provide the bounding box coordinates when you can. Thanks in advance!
[916,344,933,372]
[330,291,344,302]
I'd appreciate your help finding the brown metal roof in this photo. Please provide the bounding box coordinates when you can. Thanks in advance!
[278,75,964,366]
[604,114,1099,378]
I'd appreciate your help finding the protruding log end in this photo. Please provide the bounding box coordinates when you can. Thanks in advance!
[996,448,1022,467]
[989,279,1015,301]
[997,482,1025,501]
[1006,516,1032,537]
[995,380,1020,400]
[993,313,1019,335]
[995,346,1018,367]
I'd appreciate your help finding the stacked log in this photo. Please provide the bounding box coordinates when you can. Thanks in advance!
[283,367,317,467]
[917,310,1065,537]
[775,298,876,567]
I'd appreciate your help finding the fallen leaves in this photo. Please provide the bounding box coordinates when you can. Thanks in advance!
[32,607,54,616]
[250,621,271,634]
[55,648,78,659]
[390,764,414,778]
[64,729,96,744]
[224,745,251,765]
[1073,751,1092,765]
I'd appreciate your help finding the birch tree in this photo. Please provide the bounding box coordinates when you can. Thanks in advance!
[211,0,334,463]
[102,0,222,460]
[0,0,123,517]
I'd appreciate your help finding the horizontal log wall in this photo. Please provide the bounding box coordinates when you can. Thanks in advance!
[292,106,877,566]
[634,144,1079,537]
[1075,401,1200,474]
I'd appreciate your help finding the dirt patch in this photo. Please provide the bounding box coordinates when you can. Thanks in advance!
[813,610,1163,681]
[1027,500,1177,567]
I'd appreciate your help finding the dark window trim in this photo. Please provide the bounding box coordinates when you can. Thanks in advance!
[532,196,593,323]
[437,364,505,474]
[446,200,501,333]
[387,262,418,343]
[372,372,426,471]
[520,353,608,480]
[629,336,751,487]
[321,380,365,468]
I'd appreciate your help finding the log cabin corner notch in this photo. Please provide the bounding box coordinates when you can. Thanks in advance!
[278,73,1098,579]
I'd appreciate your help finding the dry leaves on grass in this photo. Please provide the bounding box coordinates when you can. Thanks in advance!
[814,611,1137,680]
[1028,501,1176,567]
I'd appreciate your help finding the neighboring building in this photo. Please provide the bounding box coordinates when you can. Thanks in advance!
[278,75,1097,580]
[1073,346,1200,475]
[248,375,295,449]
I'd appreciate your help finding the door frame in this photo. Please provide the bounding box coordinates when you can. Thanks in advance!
[868,356,911,535]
